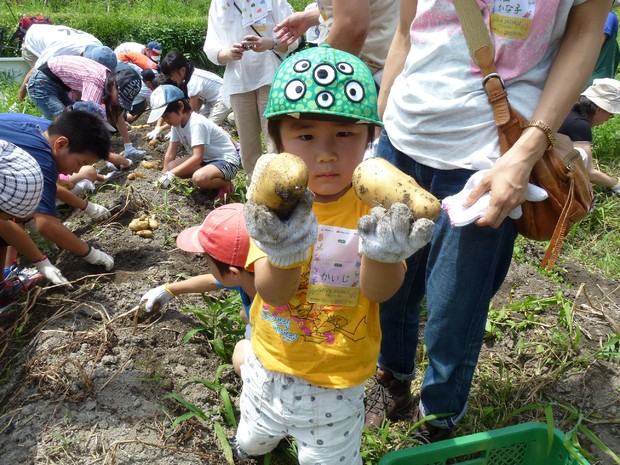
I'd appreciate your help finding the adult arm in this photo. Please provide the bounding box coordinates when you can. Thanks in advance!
[273,7,320,45]
[325,0,370,56]
[204,3,245,65]
[469,1,610,228]
[377,0,418,118]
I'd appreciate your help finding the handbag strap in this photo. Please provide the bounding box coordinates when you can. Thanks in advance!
[454,0,510,126]
[540,178,575,270]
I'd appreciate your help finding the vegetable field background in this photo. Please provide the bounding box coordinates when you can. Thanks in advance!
[0,2,619,464]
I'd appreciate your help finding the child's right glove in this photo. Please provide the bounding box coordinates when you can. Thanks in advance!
[139,284,175,313]
[244,189,318,269]
[358,203,435,263]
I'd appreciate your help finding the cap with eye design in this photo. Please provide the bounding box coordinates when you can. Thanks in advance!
[264,44,381,125]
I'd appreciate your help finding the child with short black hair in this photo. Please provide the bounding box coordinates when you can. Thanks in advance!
[148,85,241,200]
[0,110,115,271]
[237,45,435,464]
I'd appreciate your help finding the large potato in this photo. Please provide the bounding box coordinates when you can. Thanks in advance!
[248,152,309,220]
[352,157,441,220]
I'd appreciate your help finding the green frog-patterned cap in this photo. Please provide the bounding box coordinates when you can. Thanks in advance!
[264,44,381,125]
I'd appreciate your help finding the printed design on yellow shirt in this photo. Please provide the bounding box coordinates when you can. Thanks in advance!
[260,224,366,346]
[490,0,534,40]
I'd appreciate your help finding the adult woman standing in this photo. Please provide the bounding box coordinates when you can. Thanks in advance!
[203,0,298,179]
[363,0,609,442]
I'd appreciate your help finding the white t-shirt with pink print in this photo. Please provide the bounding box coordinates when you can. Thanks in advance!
[383,0,587,171]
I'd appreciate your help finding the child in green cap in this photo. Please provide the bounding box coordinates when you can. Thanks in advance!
[235,45,435,464]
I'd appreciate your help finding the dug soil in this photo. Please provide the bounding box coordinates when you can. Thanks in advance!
[0,118,618,465]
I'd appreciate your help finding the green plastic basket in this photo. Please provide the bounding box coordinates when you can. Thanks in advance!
[379,422,590,465]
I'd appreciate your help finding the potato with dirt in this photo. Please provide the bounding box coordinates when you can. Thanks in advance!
[352,157,441,221]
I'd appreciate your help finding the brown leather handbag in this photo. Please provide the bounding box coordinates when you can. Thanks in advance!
[455,0,593,270]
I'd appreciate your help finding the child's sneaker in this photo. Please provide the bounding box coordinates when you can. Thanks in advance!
[1,266,44,301]
[215,182,233,202]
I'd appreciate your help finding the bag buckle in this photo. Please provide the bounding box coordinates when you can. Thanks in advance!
[482,73,505,90]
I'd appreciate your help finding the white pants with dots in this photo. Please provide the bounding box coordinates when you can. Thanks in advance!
[236,351,364,465]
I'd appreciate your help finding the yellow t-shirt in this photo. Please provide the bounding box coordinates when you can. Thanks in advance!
[246,188,381,389]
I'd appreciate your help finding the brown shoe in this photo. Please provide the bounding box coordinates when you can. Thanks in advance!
[364,368,414,428]
[411,407,453,444]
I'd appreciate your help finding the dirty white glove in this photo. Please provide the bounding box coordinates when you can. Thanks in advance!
[140,284,175,313]
[33,257,69,285]
[82,244,114,270]
[164,132,172,141]
[244,189,318,268]
[146,127,161,140]
[83,201,111,221]
[611,177,620,194]
[71,179,96,197]
[124,143,146,158]
[441,169,548,227]
[157,172,177,188]
[358,203,435,263]
[105,158,133,171]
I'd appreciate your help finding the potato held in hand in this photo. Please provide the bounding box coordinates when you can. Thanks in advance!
[248,152,309,220]
[352,157,441,220]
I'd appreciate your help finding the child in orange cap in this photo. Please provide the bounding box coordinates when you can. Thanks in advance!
[138,203,255,374]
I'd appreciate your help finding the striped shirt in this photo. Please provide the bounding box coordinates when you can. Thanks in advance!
[47,55,109,105]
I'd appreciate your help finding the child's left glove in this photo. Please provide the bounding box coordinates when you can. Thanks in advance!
[244,189,318,269]
[358,203,435,263]
[124,143,146,158]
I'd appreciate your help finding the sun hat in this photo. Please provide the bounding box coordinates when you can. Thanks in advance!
[116,68,142,111]
[83,45,118,71]
[176,203,250,267]
[0,140,44,219]
[264,44,381,125]
[147,84,184,123]
[582,78,620,114]
[146,41,162,61]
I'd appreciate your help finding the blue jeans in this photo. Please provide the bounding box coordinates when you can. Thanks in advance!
[376,130,517,429]
[26,70,72,120]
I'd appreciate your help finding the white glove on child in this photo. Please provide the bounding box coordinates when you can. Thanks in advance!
[611,177,620,194]
[33,257,69,285]
[244,189,318,268]
[82,245,114,270]
[441,169,548,227]
[124,143,146,158]
[358,203,435,263]
[157,172,177,188]
[140,285,175,313]
[83,201,111,221]
[146,127,161,140]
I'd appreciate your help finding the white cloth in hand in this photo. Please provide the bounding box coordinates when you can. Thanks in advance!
[140,285,174,313]
[157,172,176,188]
[441,170,548,227]
[358,203,435,263]
[83,201,111,221]
[124,143,146,158]
[146,127,161,140]
[34,257,69,285]
[83,245,114,270]
[244,189,318,268]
